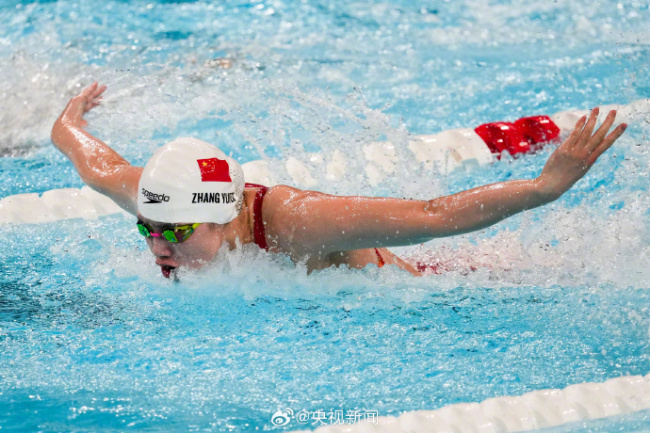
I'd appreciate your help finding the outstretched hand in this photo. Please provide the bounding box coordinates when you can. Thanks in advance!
[80,82,106,112]
[60,81,107,128]
[537,107,627,200]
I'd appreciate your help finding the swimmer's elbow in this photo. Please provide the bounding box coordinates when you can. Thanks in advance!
[50,118,67,148]
[50,119,84,155]
[418,199,457,239]
[79,171,106,191]
[81,165,141,216]
[81,164,133,191]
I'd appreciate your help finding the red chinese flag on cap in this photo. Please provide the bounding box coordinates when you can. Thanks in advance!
[197,158,232,182]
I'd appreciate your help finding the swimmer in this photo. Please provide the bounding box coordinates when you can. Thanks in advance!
[51,82,627,278]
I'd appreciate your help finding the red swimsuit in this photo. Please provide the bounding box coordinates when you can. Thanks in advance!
[245,183,269,251]
[247,183,388,269]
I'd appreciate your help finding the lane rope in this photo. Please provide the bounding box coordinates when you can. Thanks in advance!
[287,374,650,433]
[2,100,647,224]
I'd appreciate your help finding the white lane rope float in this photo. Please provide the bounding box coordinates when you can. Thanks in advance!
[1,100,649,432]
[287,374,650,433]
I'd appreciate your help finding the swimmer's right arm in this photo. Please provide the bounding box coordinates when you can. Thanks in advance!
[51,82,142,215]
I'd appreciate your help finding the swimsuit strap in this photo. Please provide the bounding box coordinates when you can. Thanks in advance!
[374,248,385,268]
[246,183,269,251]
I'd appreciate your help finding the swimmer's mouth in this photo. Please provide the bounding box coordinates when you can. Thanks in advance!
[160,265,176,279]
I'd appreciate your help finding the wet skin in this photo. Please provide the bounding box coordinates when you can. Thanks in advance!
[138,215,225,278]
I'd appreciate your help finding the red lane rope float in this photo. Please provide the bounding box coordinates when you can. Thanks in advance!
[475,115,560,157]
[474,121,530,156]
[515,115,561,145]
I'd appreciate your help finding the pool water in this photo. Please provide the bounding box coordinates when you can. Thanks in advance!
[0,0,649,432]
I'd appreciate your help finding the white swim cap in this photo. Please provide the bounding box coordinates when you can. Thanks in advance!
[138,137,244,224]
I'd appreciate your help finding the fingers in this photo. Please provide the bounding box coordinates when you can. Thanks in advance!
[587,109,617,151]
[92,84,107,99]
[572,107,622,154]
[588,122,627,164]
[76,82,106,113]
[86,100,101,110]
[78,82,106,101]
[578,107,599,145]
[79,81,99,98]
[565,115,587,149]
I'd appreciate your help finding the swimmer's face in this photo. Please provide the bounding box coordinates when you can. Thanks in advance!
[138,215,225,278]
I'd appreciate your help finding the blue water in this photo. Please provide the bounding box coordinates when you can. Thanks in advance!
[1,0,649,432]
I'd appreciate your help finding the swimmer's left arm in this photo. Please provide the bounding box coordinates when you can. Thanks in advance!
[51,82,142,215]
[267,108,626,255]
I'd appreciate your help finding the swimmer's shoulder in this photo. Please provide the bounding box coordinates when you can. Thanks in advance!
[261,184,328,212]
[257,185,320,253]
[260,184,307,218]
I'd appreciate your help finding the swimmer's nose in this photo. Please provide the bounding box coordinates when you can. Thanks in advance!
[150,236,174,258]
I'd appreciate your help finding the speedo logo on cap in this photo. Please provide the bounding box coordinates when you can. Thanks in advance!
[141,188,170,204]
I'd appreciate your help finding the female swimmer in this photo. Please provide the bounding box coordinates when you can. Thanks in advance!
[51,83,627,278]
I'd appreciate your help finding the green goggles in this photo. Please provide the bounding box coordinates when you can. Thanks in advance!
[137,220,201,243]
